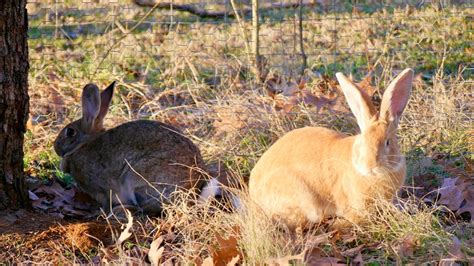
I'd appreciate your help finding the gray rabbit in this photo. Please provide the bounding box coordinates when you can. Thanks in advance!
[54,82,206,215]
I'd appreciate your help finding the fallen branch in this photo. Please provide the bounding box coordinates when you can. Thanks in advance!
[134,0,316,19]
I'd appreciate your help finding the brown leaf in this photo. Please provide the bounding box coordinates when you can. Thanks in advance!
[341,244,364,257]
[438,177,466,211]
[265,75,299,97]
[267,244,344,266]
[304,247,344,265]
[306,230,335,247]
[448,235,464,259]
[298,79,306,90]
[301,90,332,112]
[211,233,241,266]
[457,187,474,222]
[356,71,377,97]
[396,234,418,257]
[266,252,305,266]
[353,252,364,264]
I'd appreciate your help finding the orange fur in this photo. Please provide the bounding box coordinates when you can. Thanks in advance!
[249,69,414,228]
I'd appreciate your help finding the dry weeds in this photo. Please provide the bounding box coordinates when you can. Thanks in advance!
[6,2,473,264]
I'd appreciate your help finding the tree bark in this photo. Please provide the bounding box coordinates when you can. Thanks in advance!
[0,0,30,210]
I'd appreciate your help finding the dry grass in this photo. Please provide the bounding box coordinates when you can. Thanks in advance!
[15,1,474,264]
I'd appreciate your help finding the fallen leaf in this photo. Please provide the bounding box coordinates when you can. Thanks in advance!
[266,252,305,266]
[28,190,40,200]
[148,236,164,266]
[101,247,119,263]
[356,71,377,97]
[438,177,466,211]
[457,187,474,222]
[341,244,364,257]
[396,234,418,257]
[306,230,335,247]
[161,258,174,266]
[448,235,464,259]
[202,256,214,266]
[265,75,299,97]
[117,209,133,245]
[226,255,240,266]
[211,232,241,266]
[301,90,332,112]
[353,252,364,264]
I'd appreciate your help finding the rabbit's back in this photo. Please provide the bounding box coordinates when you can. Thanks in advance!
[67,120,205,212]
[249,126,355,227]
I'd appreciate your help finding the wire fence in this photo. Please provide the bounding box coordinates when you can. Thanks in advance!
[26,1,473,160]
[27,0,473,79]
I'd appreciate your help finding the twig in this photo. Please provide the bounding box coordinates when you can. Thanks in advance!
[134,0,315,19]
[229,0,251,64]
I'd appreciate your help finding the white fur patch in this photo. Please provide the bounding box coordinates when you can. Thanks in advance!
[199,177,222,201]
[230,194,242,210]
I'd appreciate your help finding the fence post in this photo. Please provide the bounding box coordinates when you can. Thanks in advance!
[298,0,307,77]
[251,0,261,83]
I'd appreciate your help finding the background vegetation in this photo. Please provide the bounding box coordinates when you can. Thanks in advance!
[1,0,472,264]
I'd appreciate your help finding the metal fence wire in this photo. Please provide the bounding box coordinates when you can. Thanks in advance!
[27,0,473,78]
[26,1,472,159]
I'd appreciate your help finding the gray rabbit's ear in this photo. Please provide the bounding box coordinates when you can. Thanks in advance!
[81,84,101,132]
[96,81,115,126]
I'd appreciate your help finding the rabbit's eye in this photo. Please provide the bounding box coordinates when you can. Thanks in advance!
[385,139,390,146]
[65,128,76,137]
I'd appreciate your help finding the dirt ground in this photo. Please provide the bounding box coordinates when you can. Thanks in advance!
[0,209,116,263]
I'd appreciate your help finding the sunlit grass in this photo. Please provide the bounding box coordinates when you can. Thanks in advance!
[20,2,474,264]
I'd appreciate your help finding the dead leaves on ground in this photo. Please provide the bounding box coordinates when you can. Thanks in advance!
[23,221,114,254]
[208,232,242,265]
[29,180,98,218]
[265,74,340,114]
[89,212,365,265]
[438,176,474,222]
[267,230,363,265]
[265,71,379,115]
[98,214,244,265]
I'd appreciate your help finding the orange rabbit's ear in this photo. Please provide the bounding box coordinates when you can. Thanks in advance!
[336,72,376,132]
[81,83,101,133]
[380,68,413,126]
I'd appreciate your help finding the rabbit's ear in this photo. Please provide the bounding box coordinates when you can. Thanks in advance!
[336,72,376,132]
[380,68,413,126]
[96,81,115,126]
[81,84,101,132]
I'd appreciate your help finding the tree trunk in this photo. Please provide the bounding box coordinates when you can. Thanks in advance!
[0,0,29,210]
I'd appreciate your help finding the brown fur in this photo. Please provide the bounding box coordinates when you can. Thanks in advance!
[54,82,206,215]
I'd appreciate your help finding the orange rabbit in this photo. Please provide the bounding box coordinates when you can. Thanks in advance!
[249,69,414,228]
